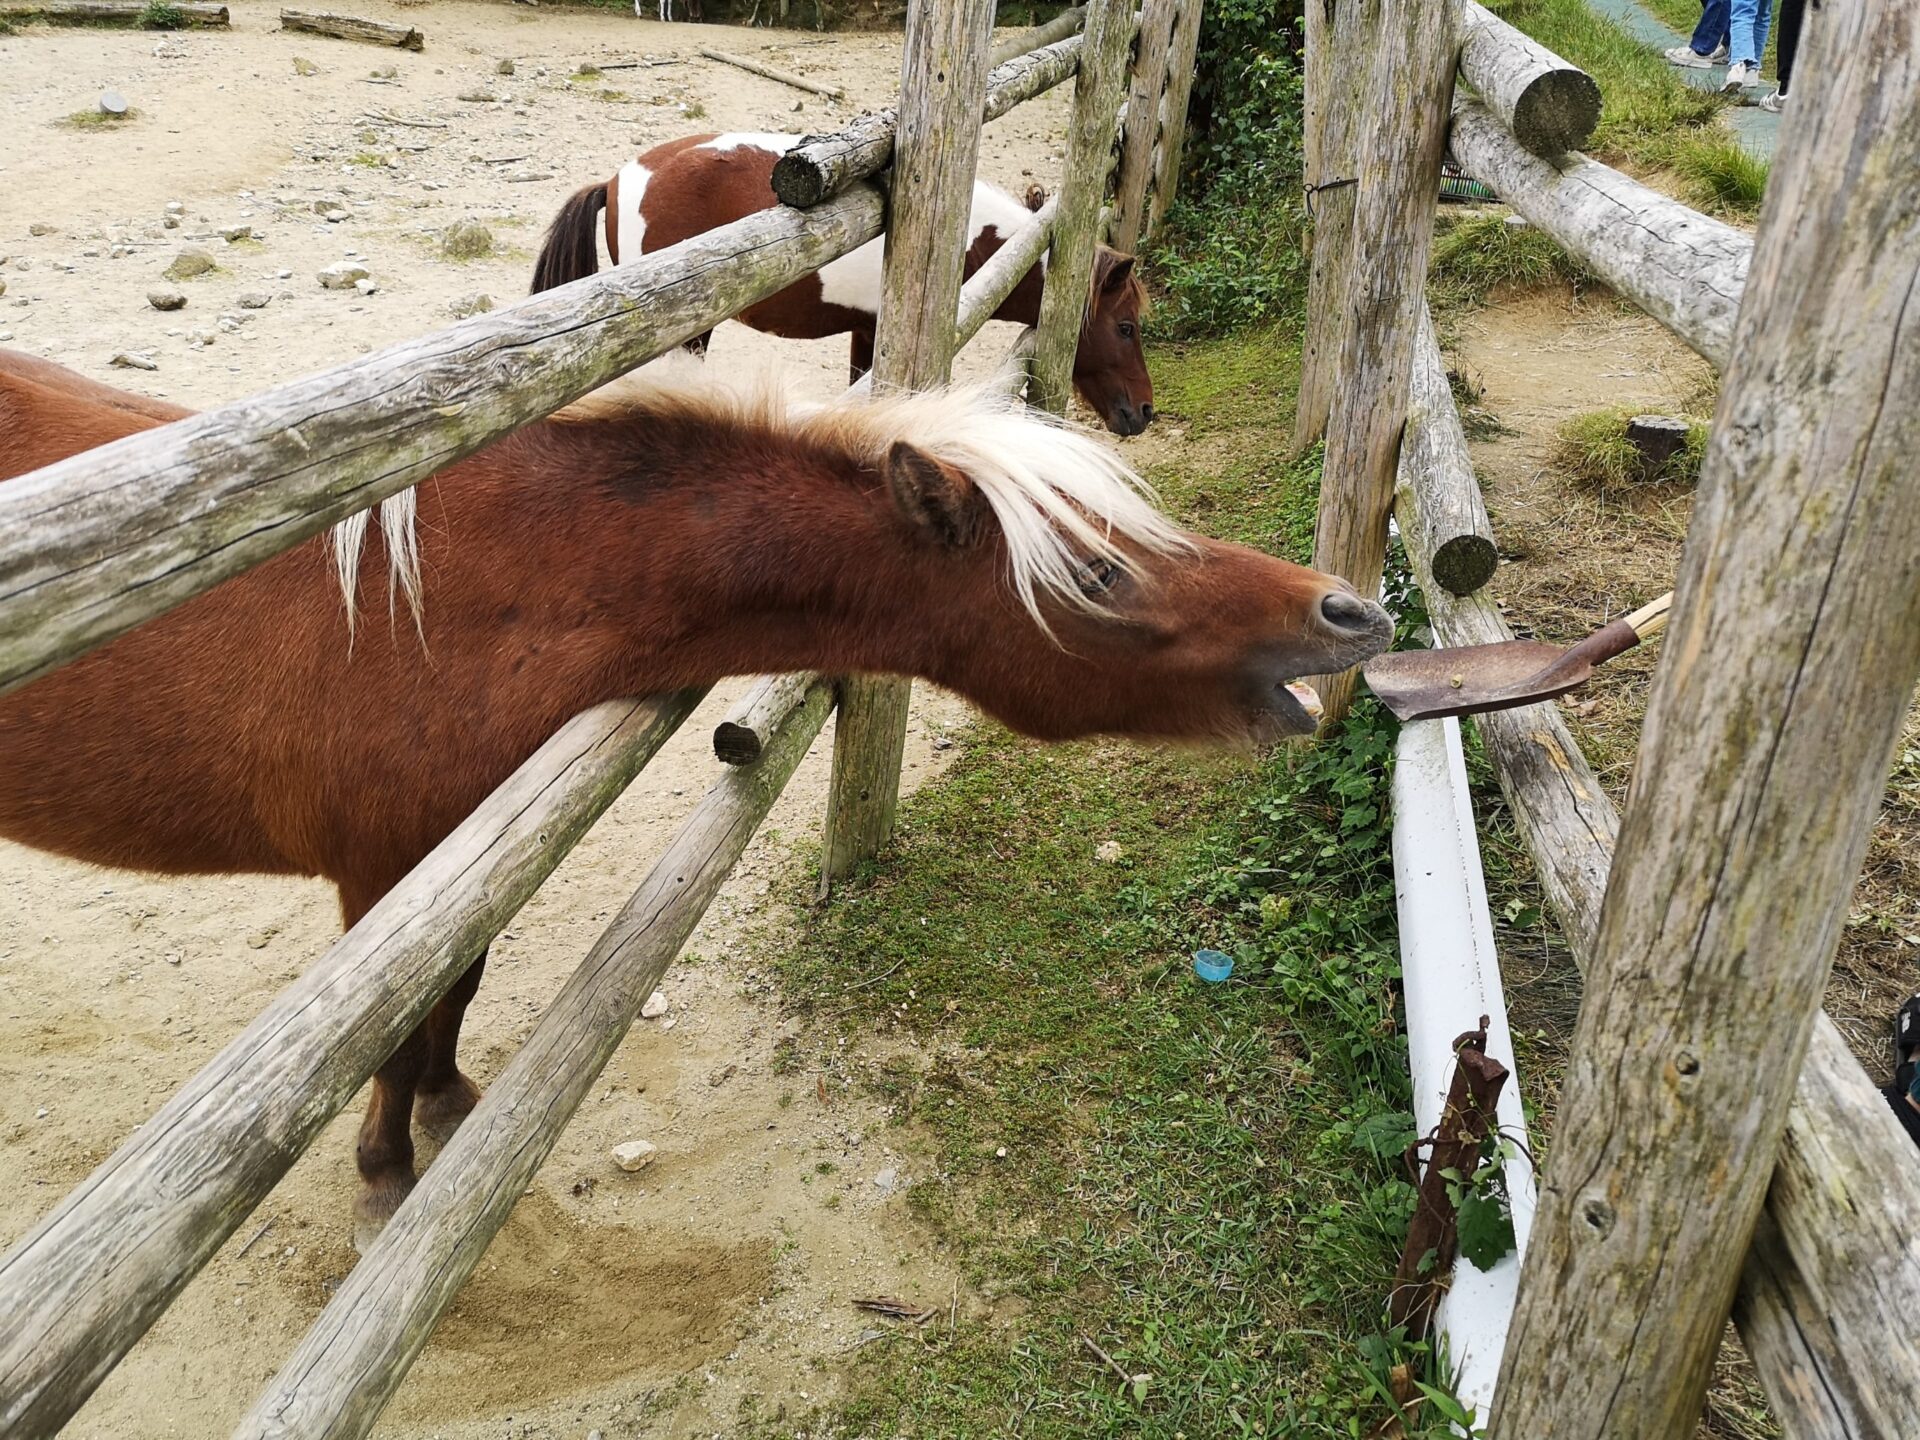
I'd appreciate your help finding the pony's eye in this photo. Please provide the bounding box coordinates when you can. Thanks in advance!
[1076,558,1123,597]
[1118,322,1136,340]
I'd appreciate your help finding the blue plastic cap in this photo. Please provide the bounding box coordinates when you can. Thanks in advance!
[1192,949,1235,983]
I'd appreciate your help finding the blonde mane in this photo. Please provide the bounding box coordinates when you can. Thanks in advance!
[333,365,1190,631]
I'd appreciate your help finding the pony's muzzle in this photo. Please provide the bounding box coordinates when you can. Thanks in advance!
[1311,584,1395,662]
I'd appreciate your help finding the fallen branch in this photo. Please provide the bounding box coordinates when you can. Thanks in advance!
[698,46,844,100]
[0,0,228,23]
[279,8,423,50]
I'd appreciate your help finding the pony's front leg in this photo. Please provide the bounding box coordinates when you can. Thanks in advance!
[354,1025,426,1253]
[415,950,487,1143]
[849,329,874,387]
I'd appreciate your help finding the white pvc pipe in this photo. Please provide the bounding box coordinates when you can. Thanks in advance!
[1391,716,1538,1427]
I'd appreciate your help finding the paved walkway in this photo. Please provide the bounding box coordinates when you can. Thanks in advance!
[1585,0,1779,157]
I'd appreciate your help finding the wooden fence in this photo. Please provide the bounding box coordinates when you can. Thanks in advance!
[0,3,1203,1435]
[1303,0,1920,1434]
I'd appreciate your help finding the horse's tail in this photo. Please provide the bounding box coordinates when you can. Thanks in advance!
[531,181,609,294]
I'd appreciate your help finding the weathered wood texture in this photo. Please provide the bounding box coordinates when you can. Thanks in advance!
[820,0,997,888]
[1458,0,1598,156]
[1735,1017,1920,1440]
[0,186,882,698]
[1490,4,1920,1429]
[1291,0,1365,459]
[0,1,228,25]
[989,2,1084,68]
[1448,97,1750,369]
[235,683,834,1440]
[1402,302,1496,595]
[1310,0,1461,722]
[698,46,844,99]
[0,694,701,1440]
[1146,0,1205,236]
[278,9,420,48]
[1030,0,1136,415]
[1109,0,1180,254]
[1398,403,1920,1440]
[954,198,1055,349]
[714,672,818,765]
[770,36,1082,209]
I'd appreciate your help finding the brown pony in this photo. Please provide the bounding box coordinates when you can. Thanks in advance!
[0,351,1389,1246]
[532,133,1157,436]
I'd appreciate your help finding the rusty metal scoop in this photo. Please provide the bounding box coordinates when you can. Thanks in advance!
[1363,592,1672,721]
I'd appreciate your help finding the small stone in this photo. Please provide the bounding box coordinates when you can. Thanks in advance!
[218,315,242,334]
[873,1166,899,1195]
[147,286,186,311]
[293,56,318,77]
[496,57,515,75]
[448,290,493,319]
[370,64,399,80]
[660,1017,676,1031]
[164,200,185,216]
[35,1107,49,1120]
[994,1146,1008,1159]
[29,222,56,237]
[163,246,216,281]
[318,261,370,289]
[110,350,157,370]
[932,735,954,750]
[244,927,275,949]
[353,277,378,296]
[187,328,216,347]
[791,98,804,112]
[237,290,271,309]
[163,214,181,229]
[610,1139,658,1172]
[218,224,253,243]
[0,279,7,299]
[275,268,292,279]
[1094,840,1124,864]
[165,951,182,965]
[321,207,352,224]
[641,990,670,1019]
[439,219,494,260]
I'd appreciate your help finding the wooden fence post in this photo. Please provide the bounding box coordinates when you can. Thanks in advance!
[1489,3,1920,1431]
[1109,0,1180,254]
[1307,0,1460,723]
[1145,1,1205,237]
[817,0,999,892]
[1290,0,1363,459]
[1030,0,1137,416]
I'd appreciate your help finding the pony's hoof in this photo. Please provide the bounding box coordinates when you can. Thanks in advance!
[352,1174,416,1255]
[415,1073,483,1145]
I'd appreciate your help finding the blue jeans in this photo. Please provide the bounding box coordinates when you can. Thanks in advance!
[1690,0,1729,55]
[1729,0,1773,66]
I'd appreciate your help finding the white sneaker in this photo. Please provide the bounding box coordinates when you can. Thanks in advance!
[1664,43,1716,67]
[1758,88,1787,112]
[1722,61,1759,91]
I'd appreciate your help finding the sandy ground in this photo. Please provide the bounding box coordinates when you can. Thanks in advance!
[0,5,1088,1437]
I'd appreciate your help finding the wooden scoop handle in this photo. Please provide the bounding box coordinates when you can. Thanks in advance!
[1560,591,1676,672]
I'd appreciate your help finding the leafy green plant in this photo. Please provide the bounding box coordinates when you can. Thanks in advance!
[139,1,187,28]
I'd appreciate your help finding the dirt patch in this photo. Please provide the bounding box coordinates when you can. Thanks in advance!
[0,5,1094,1437]
[1453,284,1920,1079]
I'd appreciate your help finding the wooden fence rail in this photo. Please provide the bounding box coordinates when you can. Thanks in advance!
[236,683,836,1440]
[770,35,1083,209]
[1458,0,1599,156]
[1447,97,1749,368]
[0,692,703,1440]
[0,188,883,698]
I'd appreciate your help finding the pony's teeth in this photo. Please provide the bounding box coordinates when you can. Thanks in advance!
[1285,682,1323,719]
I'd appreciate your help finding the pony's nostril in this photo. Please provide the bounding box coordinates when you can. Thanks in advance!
[1319,589,1381,634]
[1140,402,1155,421]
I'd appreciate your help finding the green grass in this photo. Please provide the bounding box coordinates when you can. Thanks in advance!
[59,107,137,129]
[1487,0,1770,218]
[744,336,1486,1440]
[1430,212,1594,309]
[1555,406,1710,486]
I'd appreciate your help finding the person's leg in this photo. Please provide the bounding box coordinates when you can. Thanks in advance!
[1692,0,1731,54]
[1728,0,1764,66]
[1775,0,1804,93]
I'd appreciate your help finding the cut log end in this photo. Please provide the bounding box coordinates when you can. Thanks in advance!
[770,155,829,210]
[712,722,763,766]
[1509,70,1602,157]
[1627,414,1692,476]
[1430,533,1500,596]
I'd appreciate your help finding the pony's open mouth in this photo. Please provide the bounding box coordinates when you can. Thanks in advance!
[1260,680,1324,738]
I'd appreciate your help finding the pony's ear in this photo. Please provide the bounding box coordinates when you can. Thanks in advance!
[884,441,987,549]
[1094,249,1137,295]
[1024,183,1048,212]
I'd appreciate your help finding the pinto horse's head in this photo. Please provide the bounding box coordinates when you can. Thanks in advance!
[846,390,1390,744]
[1074,247,1154,437]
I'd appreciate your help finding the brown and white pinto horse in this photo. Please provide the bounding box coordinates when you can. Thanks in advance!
[0,351,1388,1245]
[532,133,1157,436]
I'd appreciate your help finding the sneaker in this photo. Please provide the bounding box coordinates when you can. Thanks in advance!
[1664,43,1716,67]
[1758,88,1787,112]
[1722,61,1759,91]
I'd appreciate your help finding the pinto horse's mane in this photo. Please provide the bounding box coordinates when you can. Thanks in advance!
[339,370,1189,631]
